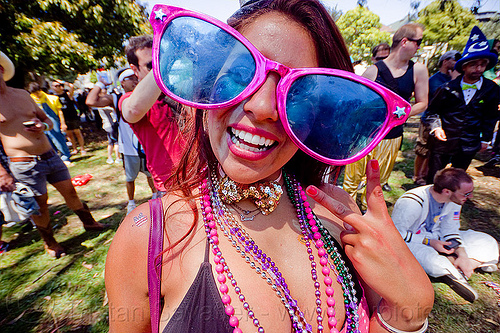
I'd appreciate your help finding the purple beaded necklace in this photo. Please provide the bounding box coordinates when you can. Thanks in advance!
[200,166,360,333]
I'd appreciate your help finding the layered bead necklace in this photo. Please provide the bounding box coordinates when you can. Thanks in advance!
[200,166,360,333]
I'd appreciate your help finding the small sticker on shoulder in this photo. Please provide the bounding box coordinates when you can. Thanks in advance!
[133,212,148,227]
[297,234,307,245]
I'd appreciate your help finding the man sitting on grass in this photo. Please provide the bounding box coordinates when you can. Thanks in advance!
[391,167,499,302]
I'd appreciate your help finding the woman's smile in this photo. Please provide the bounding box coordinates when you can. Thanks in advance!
[207,12,317,183]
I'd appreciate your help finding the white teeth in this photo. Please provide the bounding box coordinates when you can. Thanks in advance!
[235,140,261,152]
[230,127,276,151]
[231,128,275,146]
[251,135,260,145]
[243,132,253,143]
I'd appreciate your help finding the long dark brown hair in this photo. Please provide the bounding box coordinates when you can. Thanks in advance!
[162,0,353,253]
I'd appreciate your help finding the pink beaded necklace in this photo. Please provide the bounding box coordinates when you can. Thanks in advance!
[199,167,359,333]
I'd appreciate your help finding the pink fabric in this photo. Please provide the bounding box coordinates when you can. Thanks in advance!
[119,93,185,191]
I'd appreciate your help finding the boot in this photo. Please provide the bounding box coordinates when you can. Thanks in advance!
[37,225,66,258]
[74,202,105,231]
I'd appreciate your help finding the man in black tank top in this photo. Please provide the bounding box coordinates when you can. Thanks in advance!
[343,23,429,211]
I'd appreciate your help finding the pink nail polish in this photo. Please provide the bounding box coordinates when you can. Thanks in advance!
[306,186,318,196]
[370,159,379,171]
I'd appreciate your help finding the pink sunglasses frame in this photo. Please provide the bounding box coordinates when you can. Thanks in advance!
[150,4,411,165]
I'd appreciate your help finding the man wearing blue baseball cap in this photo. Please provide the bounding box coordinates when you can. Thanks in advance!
[426,26,500,183]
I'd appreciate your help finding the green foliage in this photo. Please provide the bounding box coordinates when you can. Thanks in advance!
[480,14,500,41]
[417,0,478,56]
[90,71,97,84]
[0,0,149,79]
[336,6,391,62]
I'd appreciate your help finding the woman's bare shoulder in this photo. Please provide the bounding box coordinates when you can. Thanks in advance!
[108,193,196,262]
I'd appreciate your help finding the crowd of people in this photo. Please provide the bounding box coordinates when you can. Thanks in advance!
[1,0,500,331]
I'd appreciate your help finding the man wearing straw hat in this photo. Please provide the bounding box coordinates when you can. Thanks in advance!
[0,51,104,258]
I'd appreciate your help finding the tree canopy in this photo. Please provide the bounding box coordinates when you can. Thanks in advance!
[417,0,478,52]
[336,6,391,62]
[481,13,500,41]
[0,0,149,82]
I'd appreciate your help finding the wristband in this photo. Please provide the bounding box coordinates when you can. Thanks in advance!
[42,122,49,131]
[95,82,106,90]
[423,238,429,246]
[377,299,429,333]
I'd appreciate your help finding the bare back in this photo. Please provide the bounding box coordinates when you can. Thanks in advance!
[0,86,52,156]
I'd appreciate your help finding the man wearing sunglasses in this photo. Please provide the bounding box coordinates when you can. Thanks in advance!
[425,26,500,184]
[391,167,499,303]
[344,23,429,210]
[121,35,185,194]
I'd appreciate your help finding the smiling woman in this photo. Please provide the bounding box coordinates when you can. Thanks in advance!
[105,1,434,332]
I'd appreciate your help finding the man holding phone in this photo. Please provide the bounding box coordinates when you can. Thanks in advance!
[391,168,499,302]
[0,51,104,258]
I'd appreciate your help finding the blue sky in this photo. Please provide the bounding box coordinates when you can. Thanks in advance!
[139,0,499,25]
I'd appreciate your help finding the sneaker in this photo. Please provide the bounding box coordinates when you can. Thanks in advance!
[440,273,478,302]
[414,178,427,186]
[382,183,392,192]
[483,155,500,168]
[106,158,114,164]
[479,264,498,273]
[115,158,123,164]
[356,181,366,191]
[127,202,136,215]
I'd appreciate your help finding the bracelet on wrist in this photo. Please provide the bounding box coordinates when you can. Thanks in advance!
[423,238,429,246]
[376,299,429,333]
[42,122,49,131]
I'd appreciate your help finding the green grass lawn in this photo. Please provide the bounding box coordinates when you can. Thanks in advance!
[0,137,154,332]
[1,121,500,332]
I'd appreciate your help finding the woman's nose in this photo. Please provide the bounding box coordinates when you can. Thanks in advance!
[242,72,280,122]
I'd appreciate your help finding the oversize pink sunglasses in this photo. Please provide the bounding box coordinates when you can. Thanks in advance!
[150,4,410,165]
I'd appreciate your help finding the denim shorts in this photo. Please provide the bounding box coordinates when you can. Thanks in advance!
[9,154,71,196]
[123,154,151,182]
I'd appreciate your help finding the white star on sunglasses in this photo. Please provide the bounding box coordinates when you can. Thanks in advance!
[154,9,167,20]
[393,106,406,118]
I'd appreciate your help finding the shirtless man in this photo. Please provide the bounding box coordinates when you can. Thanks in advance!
[0,51,103,258]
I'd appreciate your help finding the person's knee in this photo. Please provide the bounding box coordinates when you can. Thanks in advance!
[424,255,458,277]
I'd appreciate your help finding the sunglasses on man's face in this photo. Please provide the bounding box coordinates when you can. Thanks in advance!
[407,37,422,46]
[149,5,410,165]
[140,61,153,71]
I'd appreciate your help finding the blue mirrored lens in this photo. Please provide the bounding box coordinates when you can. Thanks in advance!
[286,75,387,160]
[159,17,256,104]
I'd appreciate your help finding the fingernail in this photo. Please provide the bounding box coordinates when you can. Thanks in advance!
[370,159,379,171]
[306,186,318,196]
[344,222,354,231]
